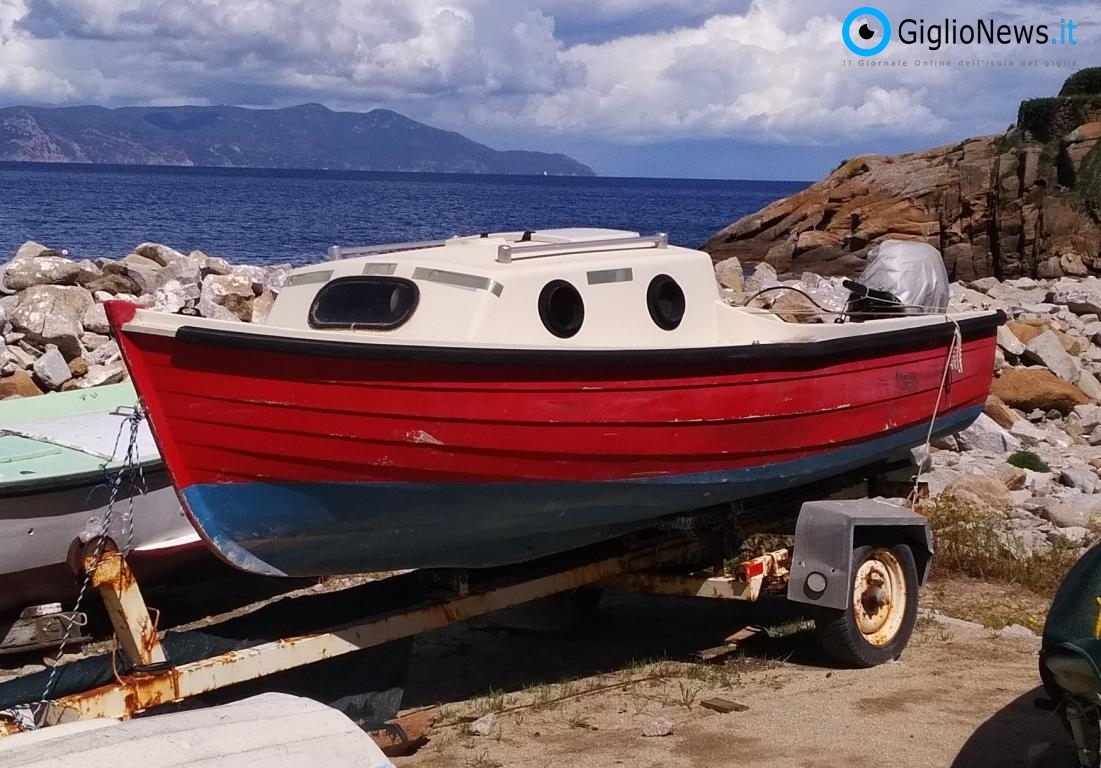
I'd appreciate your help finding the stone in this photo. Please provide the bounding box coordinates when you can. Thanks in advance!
[983,395,1017,429]
[1006,320,1047,346]
[116,254,165,294]
[1008,419,1052,447]
[84,273,141,295]
[77,362,126,388]
[152,279,195,314]
[770,291,819,323]
[1025,470,1054,495]
[1078,370,1101,403]
[67,357,88,377]
[714,256,744,292]
[30,347,71,390]
[189,251,232,276]
[1050,289,1101,316]
[252,290,276,324]
[1057,526,1092,544]
[642,717,674,737]
[468,713,496,737]
[1061,468,1098,494]
[996,325,1025,356]
[82,303,111,335]
[1000,466,1027,491]
[1042,496,1101,529]
[944,473,1012,510]
[0,370,43,399]
[744,262,778,295]
[991,367,1089,414]
[1,256,84,292]
[134,242,185,266]
[80,332,110,351]
[10,285,93,360]
[1023,331,1079,382]
[230,264,269,292]
[955,413,1020,453]
[86,340,121,366]
[1090,425,1101,446]
[12,241,63,261]
[199,273,255,322]
[1080,404,1101,431]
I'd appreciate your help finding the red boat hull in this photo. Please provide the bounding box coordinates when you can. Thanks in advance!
[108,302,1000,576]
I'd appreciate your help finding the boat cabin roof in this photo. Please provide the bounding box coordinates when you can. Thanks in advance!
[266,229,729,347]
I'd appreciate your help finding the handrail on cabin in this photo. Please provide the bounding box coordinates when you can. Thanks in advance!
[496,233,668,264]
[326,232,669,263]
[326,239,450,261]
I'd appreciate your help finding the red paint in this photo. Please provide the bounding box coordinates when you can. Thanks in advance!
[110,318,997,490]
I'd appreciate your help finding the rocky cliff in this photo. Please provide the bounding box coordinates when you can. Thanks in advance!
[703,69,1101,282]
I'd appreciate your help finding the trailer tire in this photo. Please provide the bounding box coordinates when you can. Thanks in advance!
[814,543,918,668]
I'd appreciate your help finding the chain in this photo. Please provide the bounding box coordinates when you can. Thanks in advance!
[33,403,147,725]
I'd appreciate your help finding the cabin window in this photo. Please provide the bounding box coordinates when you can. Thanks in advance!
[647,274,685,330]
[308,277,419,330]
[538,280,585,338]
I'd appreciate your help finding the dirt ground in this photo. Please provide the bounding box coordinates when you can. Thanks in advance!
[393,587,1075,768]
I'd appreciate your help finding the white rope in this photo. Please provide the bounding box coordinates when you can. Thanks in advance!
[910,317,964,507]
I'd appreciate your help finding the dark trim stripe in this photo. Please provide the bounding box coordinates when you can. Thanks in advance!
[171,311,1004,367]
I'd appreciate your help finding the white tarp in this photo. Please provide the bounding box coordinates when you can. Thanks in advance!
[857,240,950,313]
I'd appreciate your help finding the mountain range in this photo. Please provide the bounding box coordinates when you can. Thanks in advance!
[0,103,594,176]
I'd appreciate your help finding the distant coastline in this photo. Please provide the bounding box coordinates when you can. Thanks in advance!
[0,103,595,176]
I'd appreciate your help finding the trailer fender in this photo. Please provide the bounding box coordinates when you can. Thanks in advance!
[787,499,933,611]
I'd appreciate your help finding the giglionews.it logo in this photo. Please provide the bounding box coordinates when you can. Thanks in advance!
[842,7,891,56]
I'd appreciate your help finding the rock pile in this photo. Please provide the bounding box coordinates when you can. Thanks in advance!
[0,240,289,397]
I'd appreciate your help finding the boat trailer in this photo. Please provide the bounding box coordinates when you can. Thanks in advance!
[0,498,932,744]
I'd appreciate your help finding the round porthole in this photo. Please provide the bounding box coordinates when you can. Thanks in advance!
[538,280,584,338]
[647,274,685,330]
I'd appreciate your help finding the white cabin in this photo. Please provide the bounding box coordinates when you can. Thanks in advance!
[259,228,982,349]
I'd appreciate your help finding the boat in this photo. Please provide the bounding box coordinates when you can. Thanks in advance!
[0,382,204,616]
[104,229,1002,578]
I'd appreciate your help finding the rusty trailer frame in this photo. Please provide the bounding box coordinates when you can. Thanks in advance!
[35,532,795,728]
[8,498,929,732]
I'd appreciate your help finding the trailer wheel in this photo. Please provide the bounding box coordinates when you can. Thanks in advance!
[815,543,918,668]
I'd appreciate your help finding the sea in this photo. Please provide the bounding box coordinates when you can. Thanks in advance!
[0,163,806,266]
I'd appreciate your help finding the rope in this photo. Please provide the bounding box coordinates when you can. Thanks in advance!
[909,317,964,507]
[33,404,147,725]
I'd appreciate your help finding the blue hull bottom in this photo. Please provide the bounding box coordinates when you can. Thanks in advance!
[184,407,981,576]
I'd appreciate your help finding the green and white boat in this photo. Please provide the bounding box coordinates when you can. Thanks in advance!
[0,383,202,617]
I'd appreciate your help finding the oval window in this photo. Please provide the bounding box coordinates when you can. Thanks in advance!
[647,274,685,331]
[538,280,584,338]
[308,277,419,330]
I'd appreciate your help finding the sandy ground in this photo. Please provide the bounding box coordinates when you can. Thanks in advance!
[394,591,1075,768]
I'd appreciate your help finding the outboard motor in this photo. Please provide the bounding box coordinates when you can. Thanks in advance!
[843,280,903,321]
[1042,541,1101,767]
[845,240,950,320]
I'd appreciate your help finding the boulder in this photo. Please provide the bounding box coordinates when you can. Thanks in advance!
[82,303,111,335]
[1050,288,1101,315]
[983,395,1018,429]
[134,242,184,266]
[1000,465,1027,491]
[1,256,84,291]
[996,325,1025,356]
[1074,403,1101,431]
[252,290,276,324]
[84,273,141,295]
[944,474,1012,510]
[770,291,819,323]
[1008,419,1051,447]
[1006,320,1047,345]
[199,274,254,322]
[1042,496,1101,528]
[77,362,126,388]
[991,367,1089,414]
[12,241,63,261]
[1061,468,1098,494]
[31,347,71,390]
[87,340,121,366]
[67,357,88,377]
[1023,330,1079,382]
[0,370,43,399]
[714,257,744,292]
[10,285,93,360]
[1078,370,1101,402]
[955,412,1020,453]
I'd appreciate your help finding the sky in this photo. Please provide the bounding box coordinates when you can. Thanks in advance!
[0,0,1099,179]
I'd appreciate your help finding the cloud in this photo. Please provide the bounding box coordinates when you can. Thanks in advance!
[1,0,1096,153]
